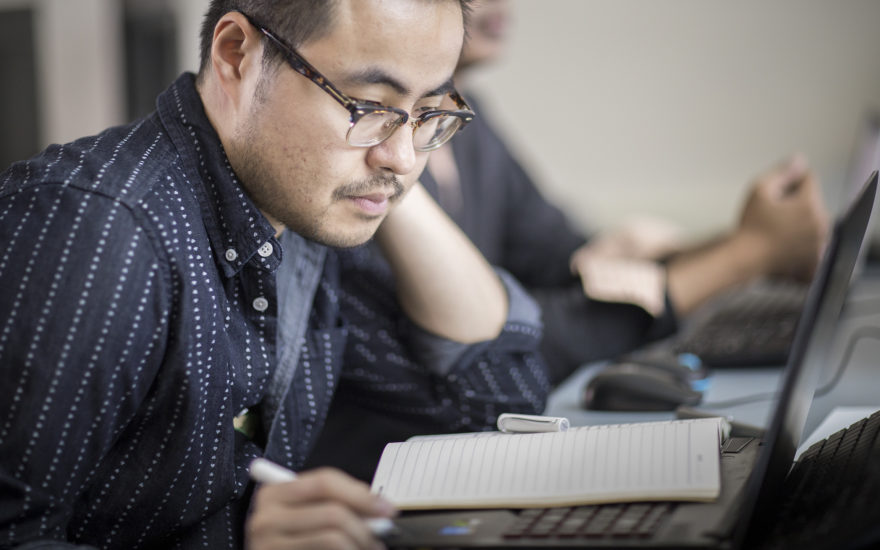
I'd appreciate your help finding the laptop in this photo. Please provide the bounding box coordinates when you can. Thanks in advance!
[846,111,880,266]
[380,172,878,549]
[674,116,880,367]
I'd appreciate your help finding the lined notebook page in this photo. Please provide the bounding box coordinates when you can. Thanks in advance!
[371,418,722,509]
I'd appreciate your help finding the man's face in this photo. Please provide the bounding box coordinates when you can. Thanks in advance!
[228,0,465,247]
[459,0,510,71]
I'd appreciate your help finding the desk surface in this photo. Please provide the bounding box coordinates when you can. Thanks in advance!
[544,275,880,437]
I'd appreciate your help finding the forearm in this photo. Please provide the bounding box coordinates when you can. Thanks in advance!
[666,230,772,315]
[376,183,508,343]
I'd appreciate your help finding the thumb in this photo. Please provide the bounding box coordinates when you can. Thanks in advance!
[766,153,809,199]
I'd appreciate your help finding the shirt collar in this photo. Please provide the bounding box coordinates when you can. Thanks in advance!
[156,72,281,277]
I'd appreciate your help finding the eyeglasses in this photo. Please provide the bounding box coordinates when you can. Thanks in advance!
[238,11,475,152]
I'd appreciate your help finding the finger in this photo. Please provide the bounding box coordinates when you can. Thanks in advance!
[782,152,809,179]
[758,153,810,198]
[256,467,396,518]
[249,500,379,550]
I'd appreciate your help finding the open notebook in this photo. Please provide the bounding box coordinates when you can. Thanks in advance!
[373,172,878,549]
[373,417,725,509]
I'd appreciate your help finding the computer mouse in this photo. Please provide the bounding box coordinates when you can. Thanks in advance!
[615,350,710,388]
[581,362,705,411]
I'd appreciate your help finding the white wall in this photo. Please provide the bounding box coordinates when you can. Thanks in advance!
[466,0,880,237]
[4,0,879,239]
[171,0,209,73]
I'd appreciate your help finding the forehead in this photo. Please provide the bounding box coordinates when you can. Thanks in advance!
[298,0,465,98]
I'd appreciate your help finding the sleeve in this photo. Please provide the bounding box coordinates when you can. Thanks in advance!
[303,245,550,481]
[0,184,169,547]
[402,268,542,376]
[533,285,680,385]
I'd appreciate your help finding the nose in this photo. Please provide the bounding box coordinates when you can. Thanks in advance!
[365,122,418,176]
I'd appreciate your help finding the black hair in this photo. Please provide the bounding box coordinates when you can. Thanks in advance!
[197,0,472,80]
[198,0,335,80]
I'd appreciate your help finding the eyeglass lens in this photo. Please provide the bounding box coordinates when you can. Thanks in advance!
[347,112,462,152]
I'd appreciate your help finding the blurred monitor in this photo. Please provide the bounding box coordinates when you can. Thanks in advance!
[844,111,880,266]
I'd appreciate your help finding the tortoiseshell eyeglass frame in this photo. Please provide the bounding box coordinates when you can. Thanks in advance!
[236,11,475,152]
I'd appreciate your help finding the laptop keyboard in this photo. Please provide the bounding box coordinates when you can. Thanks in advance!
[501,411,880,546]
[760,409,880,549]
[502,502,673,540]
[674,283,807,367]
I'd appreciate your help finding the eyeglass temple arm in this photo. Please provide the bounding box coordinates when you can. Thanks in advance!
[257,29,355,110]
[234,10,355,110]
[447,91,475,121]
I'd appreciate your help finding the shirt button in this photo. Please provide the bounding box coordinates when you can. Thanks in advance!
[257,242,274,258]
[252,297,269,312]
[225,248,238,262]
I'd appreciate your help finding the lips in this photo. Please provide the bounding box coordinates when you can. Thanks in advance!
[355,192,390,203]
[348,192,391,216]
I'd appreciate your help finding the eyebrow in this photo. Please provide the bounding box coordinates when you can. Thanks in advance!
[341,67,456,99]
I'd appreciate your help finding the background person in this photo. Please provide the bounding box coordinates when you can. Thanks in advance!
[423,0,829,382]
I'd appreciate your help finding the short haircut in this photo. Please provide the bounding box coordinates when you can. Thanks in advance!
[197,0,472,79]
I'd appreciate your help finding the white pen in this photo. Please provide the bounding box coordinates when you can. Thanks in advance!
[248,458,397,537]
[497,412,570,433]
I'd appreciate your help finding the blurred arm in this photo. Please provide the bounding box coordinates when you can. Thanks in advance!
[666,155,829,314]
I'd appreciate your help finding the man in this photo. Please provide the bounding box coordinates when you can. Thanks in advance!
[0,1,549,548]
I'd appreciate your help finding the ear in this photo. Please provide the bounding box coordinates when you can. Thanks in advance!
[208,11,265,106]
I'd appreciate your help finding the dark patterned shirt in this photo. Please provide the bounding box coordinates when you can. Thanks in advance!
[0,73,548,549]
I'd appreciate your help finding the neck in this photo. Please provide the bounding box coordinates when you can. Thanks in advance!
[197,76,285,239]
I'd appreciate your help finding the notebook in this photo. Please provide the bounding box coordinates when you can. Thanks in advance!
[376,171,878,549]
[675,115,880,367]
[373,417,726,509]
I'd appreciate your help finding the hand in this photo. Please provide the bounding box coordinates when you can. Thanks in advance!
[737,154,830,281]
[245,467,396,550]
[569,216,684,272]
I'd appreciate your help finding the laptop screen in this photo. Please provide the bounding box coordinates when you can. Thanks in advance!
[735,171,878,544]
[845,113,880,267]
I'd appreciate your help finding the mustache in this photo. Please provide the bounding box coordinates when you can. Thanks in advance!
[333,174,405,202]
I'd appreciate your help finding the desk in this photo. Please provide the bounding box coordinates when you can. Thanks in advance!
[544,274,880,437]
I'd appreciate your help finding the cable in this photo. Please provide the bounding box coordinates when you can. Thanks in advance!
[839,297,880,320]
[813,325,880,397]
[699,324,880,408]
[700,391,778,409]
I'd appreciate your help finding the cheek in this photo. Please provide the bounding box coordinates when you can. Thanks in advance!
[409,154,430,184]
[269,126,337,184]
[264,95,344,155]
[254,95,370,193]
